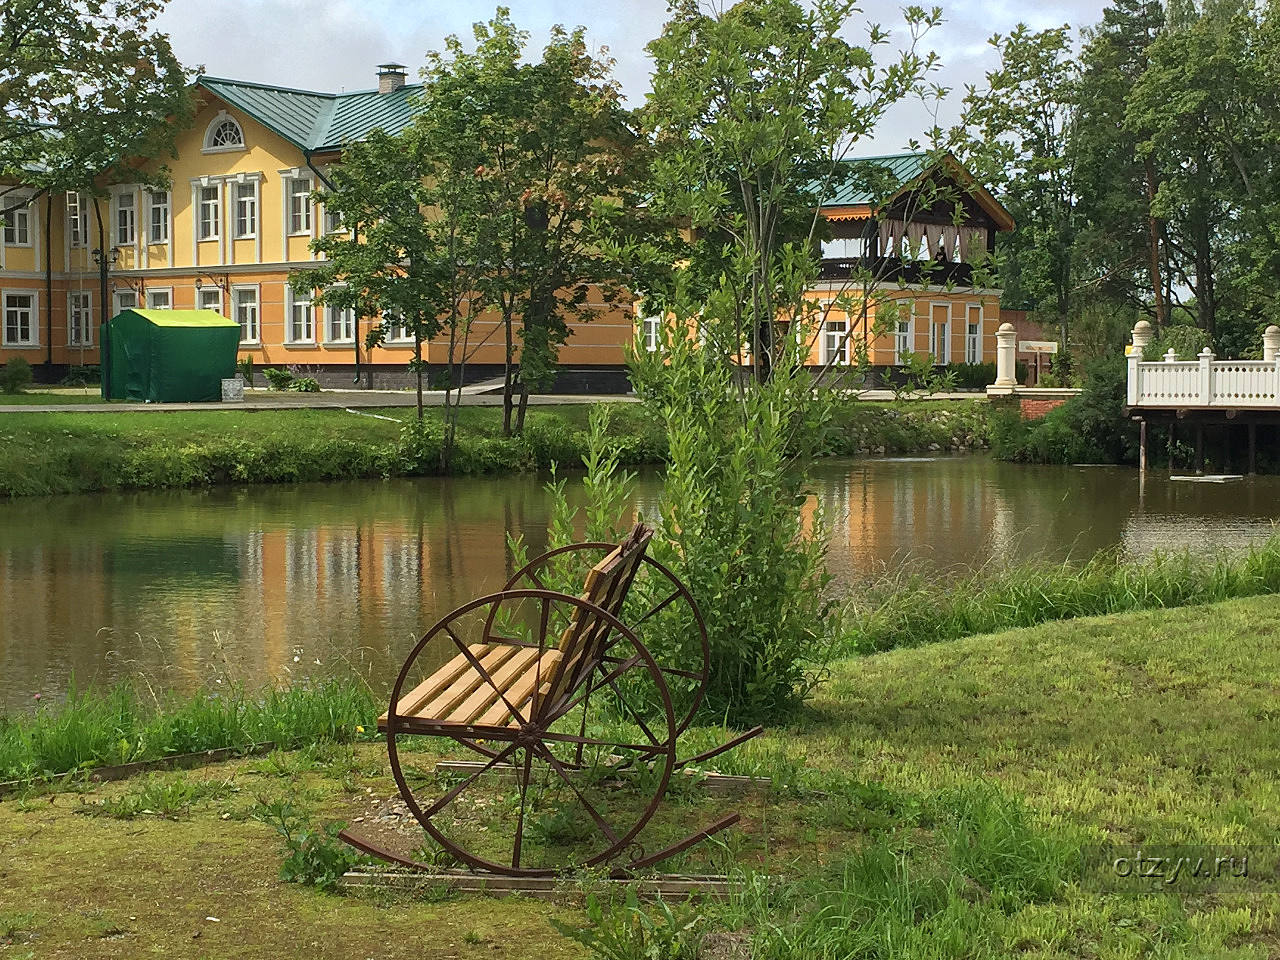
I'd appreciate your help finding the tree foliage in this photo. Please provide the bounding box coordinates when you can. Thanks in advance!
[0,0,194,207]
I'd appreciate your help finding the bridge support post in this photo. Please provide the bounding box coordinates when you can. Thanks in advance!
[1248,423,1257,475]
[1139,419,1148,474]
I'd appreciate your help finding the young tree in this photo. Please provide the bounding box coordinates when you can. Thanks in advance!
[1,0,193,209]
[629,0,944,722]
[292,128,487,466]
[417,10,644,435]
[960,25,1079,347]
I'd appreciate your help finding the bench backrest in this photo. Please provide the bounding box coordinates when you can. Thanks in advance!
[534,522,651,720]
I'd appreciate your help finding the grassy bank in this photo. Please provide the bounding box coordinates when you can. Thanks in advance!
[2,596,1277,957]
[842,533,1280,654]
[0,398,990,498]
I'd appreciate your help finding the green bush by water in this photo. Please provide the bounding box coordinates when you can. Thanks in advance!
[842,535,1280,655]
[0,680,378,782]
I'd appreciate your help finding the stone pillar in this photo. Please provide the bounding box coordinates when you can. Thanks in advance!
[1131,319,1153,356]
[1264,325,1280,362]
[1197,346,1214,405]
[995,322,1017,387]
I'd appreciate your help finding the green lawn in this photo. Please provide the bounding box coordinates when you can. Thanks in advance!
[2,596,1276,958]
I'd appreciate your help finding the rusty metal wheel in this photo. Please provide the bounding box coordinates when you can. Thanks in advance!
[383,589,678,877]
[503,543,710,739]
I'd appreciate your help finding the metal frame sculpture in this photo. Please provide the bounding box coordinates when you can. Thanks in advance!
[341,523,763,877]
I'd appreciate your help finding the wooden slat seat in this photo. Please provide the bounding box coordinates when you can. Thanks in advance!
[381,524,652,735]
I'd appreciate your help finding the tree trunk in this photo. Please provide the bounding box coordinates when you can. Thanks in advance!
[516,383,530,433]
[1143,157,1167,327]
[1192,213,1215,340]
[414,328,424,421]
[502,303,515,437]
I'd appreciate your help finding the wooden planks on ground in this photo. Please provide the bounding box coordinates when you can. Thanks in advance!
[339,866,744,900]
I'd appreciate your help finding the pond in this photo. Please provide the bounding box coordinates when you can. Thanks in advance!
[2,456,1277,711]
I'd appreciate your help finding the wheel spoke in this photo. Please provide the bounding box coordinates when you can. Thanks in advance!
[544,652,643,727]
[445,623,530,726]
[420,740,519,819]
[601,675,662,746]
[511,746,534,869]
[632,589,682,628]
[534,743,621,846]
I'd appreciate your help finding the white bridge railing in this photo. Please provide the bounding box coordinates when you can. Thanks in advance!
[1126,323,1280,409]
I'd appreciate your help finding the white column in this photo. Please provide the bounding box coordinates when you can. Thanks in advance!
[1131,319,1153,355]
[995,322,1017,387]
[1127,319,1153,406]
[1264,325,1280,362]
[1197,346,1214,406]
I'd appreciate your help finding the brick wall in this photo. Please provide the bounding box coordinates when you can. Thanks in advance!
[1019,395,1072,420]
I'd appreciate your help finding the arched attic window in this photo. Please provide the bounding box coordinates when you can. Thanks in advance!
[203,111,245,153]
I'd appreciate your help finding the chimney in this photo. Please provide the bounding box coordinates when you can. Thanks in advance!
[377,63,407,95]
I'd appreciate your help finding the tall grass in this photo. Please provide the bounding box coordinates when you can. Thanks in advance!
[842,535,1280,654]
[0,680,378,782]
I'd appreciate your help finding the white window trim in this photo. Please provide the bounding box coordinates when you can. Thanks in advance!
[197,286,224,314]
[287,176,314,237]
[928,301,952,365]
[822,317,849,366]
[233,179,259,239]
[2,196,34,247]
[145,286,174,310]
[965,303,983,365]
[197,182,221,242]
[66,191,88,249]
[147,189,170,246]
[892,304,914,366]
[639,313,660,353]
[231,283,261,345]
[286,286,316,344]
[323,295,355,344]
[114,186,138,247]
[201,110,247,155]
[2,289,41,347]
[67,290,94,346]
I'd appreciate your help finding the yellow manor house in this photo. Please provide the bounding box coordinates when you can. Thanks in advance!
[0,65,1013,389]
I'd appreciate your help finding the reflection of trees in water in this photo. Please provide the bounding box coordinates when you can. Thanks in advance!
[3,466,1279,709]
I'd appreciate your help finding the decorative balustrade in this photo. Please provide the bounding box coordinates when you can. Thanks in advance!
[1126,324,1280,409]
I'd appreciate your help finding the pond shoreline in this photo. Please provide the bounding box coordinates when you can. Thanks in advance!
[0,399,991,498]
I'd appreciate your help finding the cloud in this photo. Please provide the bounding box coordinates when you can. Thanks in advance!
[158,0,1106,150]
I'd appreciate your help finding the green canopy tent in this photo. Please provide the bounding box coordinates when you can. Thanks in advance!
[101,309,241,402]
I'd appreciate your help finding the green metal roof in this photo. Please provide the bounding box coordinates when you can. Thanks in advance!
[124,309,239,328]
[821,151,936,206]
[196,76,423,152]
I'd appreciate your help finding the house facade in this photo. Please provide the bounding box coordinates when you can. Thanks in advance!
[1,68,1011,388]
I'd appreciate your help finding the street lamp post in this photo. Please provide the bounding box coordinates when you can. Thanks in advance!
[91,245,119,397]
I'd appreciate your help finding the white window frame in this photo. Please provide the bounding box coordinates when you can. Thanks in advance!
[928,302,951,365]
[147,190,170,245]
[325,303,355,344]
[965,304,982,364]
[232,284,260,345]
[202,111,246,154]
[198,185,220,242]
[2,290,39,346]
[382,314,412,344]
[113,289,138,314]
[115,188,136,246]
[823,318,849,365]
[288,178,313,236]
[640,313,660,353]
[3,197,33,247]
[66,192,87,248]
[286,287,315,344]
[145,287,173,310]
[233,181,257,239]
[892,303,914,366]
[67,291,93,346]
[197,286,223,314]
[322,203,345,235]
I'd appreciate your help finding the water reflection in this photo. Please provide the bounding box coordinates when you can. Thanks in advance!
[1,458,1276,710]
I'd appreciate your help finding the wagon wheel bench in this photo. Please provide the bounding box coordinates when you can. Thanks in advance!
[340,522,763,877]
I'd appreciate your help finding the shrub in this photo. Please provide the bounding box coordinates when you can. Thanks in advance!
[947,361,996,390]
[61,364,101,387]
[0,357,33,394]
[287,377,320,393]
[236,356,254,386]
[261,367,295,390]
[990,353,1134,464]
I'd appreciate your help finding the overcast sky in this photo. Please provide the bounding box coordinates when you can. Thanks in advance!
[157,0,1107,151]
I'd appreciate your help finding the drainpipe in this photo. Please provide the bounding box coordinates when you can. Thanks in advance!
[44,193,53,369]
